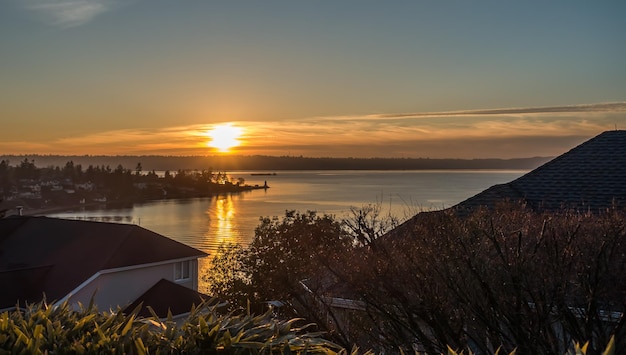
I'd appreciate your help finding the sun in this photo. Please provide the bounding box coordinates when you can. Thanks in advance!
[207,123,243,152]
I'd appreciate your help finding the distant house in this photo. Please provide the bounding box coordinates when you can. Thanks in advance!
[454,130,626,213]
[75,181,95,191]
[0,216,208,320]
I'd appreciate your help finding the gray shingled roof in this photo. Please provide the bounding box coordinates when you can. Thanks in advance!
[455,130,626,212]
[124,278,212,318]
[0,216,207,309]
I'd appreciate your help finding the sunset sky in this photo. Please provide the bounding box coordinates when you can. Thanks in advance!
[1,1,625,158]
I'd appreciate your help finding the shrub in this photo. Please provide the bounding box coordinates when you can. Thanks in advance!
[0,299,343,354]
[338,202,626,353]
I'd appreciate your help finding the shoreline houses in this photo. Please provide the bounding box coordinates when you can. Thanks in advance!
[0,216,208,320]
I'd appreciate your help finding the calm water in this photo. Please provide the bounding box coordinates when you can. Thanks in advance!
[49,170,525,252]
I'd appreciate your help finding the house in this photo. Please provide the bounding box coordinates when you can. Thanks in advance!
[75,181,95,191]
[0,216,208,319]
[381,130,626,240]
[454,130,626,213]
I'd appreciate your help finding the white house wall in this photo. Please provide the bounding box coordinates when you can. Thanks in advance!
[67,259,198,311]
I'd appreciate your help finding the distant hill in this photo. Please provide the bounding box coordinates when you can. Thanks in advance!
[0,155,552,172]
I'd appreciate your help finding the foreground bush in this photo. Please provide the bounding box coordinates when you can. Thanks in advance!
[0,298,616,354]
[0,300,342,354]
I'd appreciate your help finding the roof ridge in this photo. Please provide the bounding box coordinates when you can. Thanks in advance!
[451,130,626,212]
[511,130,624,181]
[0,216,32,243]
[99,223,140,270]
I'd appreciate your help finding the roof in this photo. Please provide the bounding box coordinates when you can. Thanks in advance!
[0,216,207,309]
[124,278,211,318]
[454,130,626,212]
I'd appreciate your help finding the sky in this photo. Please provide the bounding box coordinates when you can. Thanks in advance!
[1,1,625,159]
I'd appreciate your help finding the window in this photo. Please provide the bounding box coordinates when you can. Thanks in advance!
[174,260,191,281]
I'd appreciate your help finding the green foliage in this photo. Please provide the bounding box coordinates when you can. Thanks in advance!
[0,299,345,354]
[247,211,352,303]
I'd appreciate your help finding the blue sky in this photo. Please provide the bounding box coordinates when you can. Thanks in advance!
[1,1,625,158]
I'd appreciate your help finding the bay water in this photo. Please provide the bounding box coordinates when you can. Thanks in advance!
[49,170,525,252]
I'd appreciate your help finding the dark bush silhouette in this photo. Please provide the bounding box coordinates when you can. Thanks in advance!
[208,202,626,354]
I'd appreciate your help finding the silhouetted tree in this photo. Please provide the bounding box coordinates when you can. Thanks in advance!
[342,203,400,247]
[0,160,11,192]
[206,210,355,346]
[246,211,351,305]
[15,158,38,181]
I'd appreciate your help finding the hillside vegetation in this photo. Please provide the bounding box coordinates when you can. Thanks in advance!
[206,203,626,354]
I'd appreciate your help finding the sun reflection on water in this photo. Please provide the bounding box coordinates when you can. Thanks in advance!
[213,194,236,245]
[199,194,238,293]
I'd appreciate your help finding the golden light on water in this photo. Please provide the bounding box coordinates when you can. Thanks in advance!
[199,195,237,293]
[206,123,244,152]
[214,195,235,244]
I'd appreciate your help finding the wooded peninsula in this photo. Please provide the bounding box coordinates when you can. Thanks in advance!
[0,159,267,216]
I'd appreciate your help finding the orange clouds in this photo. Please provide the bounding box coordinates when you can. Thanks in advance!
[1,103,625,158]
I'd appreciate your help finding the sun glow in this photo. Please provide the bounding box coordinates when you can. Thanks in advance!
[207,123,243,152]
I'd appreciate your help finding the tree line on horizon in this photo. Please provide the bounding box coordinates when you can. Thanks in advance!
[0,155,552,172]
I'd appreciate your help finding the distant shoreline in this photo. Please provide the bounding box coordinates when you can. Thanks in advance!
[3,200,108,218]
[0,155,553,172]
[24,202,105,216]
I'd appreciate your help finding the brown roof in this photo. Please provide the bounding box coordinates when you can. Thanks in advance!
[0,216,207,309]
[454,130,626,213]
[124,278,212,318]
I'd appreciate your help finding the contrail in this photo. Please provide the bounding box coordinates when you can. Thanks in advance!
[373,102,626,119]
